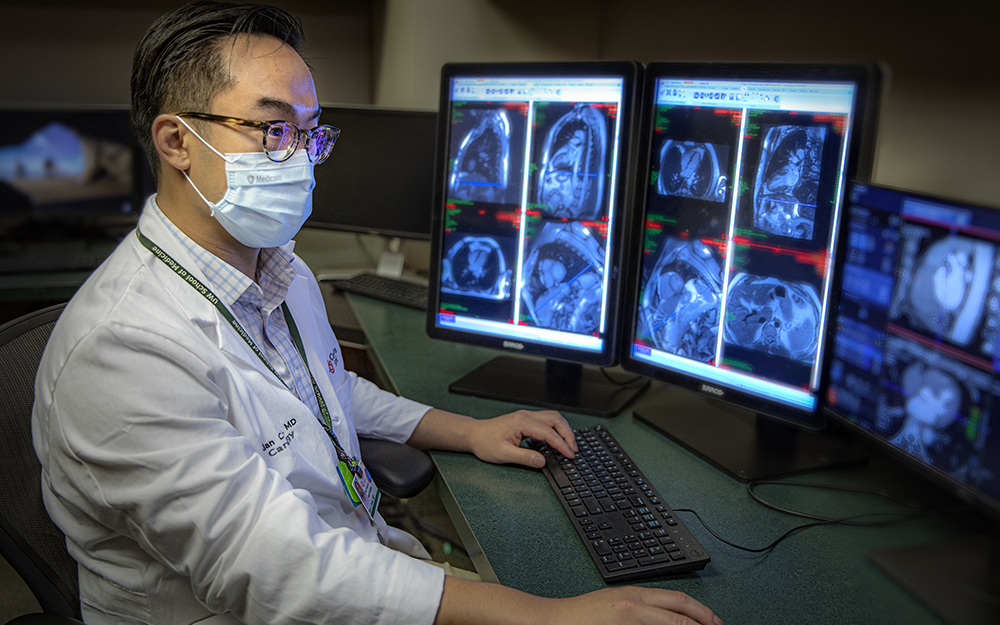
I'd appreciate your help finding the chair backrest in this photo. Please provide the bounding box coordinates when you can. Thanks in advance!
[0,302,81,619]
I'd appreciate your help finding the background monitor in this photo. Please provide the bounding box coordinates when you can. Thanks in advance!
[0,105,145,272]
[426,61,646,417]
[309,105,437,276]
[620,62,883,480]
[825,181,1000,625]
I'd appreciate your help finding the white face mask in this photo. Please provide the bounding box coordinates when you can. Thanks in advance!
[176,116,316,248]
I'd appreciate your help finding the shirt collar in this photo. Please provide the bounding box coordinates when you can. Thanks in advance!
[147,198,298,312]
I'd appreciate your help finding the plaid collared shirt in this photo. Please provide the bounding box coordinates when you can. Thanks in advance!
[150,206,322,419]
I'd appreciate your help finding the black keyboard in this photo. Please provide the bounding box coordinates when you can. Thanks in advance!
[529,425,710,583]
[329,273,428,310]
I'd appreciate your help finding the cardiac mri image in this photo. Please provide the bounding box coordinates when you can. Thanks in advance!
[752,125,826,241]
[724,273,822,362]
[535,103,608,220]
[656,140,729,203]
[521,221,606,334]
[889,227,997,350]
[879,336,994,483]
[449,108,512,203]
[441,235,512,300]
[638,237,724,363]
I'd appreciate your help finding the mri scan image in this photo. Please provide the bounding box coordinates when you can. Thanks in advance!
[724,273,822,362]
[638,238,723,363]
[521,221,606,334]
[889,227,996,349]
[441,235,512,300]
[752,125,826,240]
[449,108,511,203]
[535,103,608,220]
[656,140,729,203]
[879,336,993,481]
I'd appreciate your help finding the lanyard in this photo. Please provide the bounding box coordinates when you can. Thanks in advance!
[135,228,359,470]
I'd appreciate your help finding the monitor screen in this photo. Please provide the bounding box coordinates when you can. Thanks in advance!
[308,105,437,240]
[826,182,1000,515]
[825,182,1000,624]
[0,105,145,274]
[621,62,882,480]
[426,62,645,417]
[0,106,142,228]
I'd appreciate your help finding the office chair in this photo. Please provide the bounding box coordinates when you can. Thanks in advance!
[0,302,434,625]
[0,303,82,625]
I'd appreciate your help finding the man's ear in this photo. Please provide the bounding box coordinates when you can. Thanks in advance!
[152,114,191,172]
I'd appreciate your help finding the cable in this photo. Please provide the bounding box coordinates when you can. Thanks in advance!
[598,367,646,386]
[672,481,974,554]
[745,479,940,522]
[674,508,920,553]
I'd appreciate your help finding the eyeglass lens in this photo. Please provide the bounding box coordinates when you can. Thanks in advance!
[263,122,338,164]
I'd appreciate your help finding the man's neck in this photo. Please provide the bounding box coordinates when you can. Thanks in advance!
[155,185,261,281]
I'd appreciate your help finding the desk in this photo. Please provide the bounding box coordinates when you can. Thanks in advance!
[341,293,981,625]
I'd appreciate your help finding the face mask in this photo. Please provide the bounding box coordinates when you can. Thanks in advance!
[176,116,316,248]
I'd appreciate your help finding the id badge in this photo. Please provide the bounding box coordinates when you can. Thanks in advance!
[336,459,381,520]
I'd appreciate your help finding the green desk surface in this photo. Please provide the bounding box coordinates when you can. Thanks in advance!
[345,294,977,625]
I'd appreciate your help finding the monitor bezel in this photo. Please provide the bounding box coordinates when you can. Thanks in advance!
[822,180,1000,520]
[619,61,884,430]
[426,61,642,368]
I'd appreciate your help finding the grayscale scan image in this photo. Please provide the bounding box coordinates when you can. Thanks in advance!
[880,336,994,479]
[638,238,723,362]
[441,235,512,300]
[889,226,997,349]
[656,140,729,203]
[535,103,607,219]
[449,108,511,202]
[724,274,821,362]
[521,221,606,334]
[752,125,826,240]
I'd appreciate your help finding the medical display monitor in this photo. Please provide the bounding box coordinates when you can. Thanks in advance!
[827,182,1000,514]
[622,63,882,478]
[426,62,643,416]
[825,182,1000,624]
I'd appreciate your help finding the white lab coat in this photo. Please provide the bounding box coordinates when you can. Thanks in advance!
[32,198,446,625]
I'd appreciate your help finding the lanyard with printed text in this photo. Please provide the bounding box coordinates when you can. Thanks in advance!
[135,228,379,517]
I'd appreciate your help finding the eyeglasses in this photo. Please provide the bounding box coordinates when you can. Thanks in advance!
[175,112,340,164]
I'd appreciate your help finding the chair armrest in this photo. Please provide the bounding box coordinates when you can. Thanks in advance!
[357,437,435,499]
[6,614,85,625]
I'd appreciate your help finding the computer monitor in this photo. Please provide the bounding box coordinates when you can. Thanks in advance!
[620,62,883,480]
[0,105,144,270]
[825,182,999,625]
[426,62,646,417]
[308,105,437,276]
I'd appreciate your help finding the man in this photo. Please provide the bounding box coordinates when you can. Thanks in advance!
[32,3,723,624]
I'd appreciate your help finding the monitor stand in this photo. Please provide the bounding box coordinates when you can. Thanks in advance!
[868,521,1000,625]
[448,355,649,418]
[632,382,867,482]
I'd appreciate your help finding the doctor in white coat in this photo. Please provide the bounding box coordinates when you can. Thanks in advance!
[32,3,723,625]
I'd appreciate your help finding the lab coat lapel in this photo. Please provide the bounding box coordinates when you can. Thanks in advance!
[133,205,288,390]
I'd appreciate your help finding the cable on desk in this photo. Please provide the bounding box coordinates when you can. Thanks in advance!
[598,367,646,386]
[674,508,933,554]
[673,480,974,554]
[745,479,952,522]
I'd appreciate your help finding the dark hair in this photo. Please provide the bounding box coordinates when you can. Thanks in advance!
[130,2,305,180]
